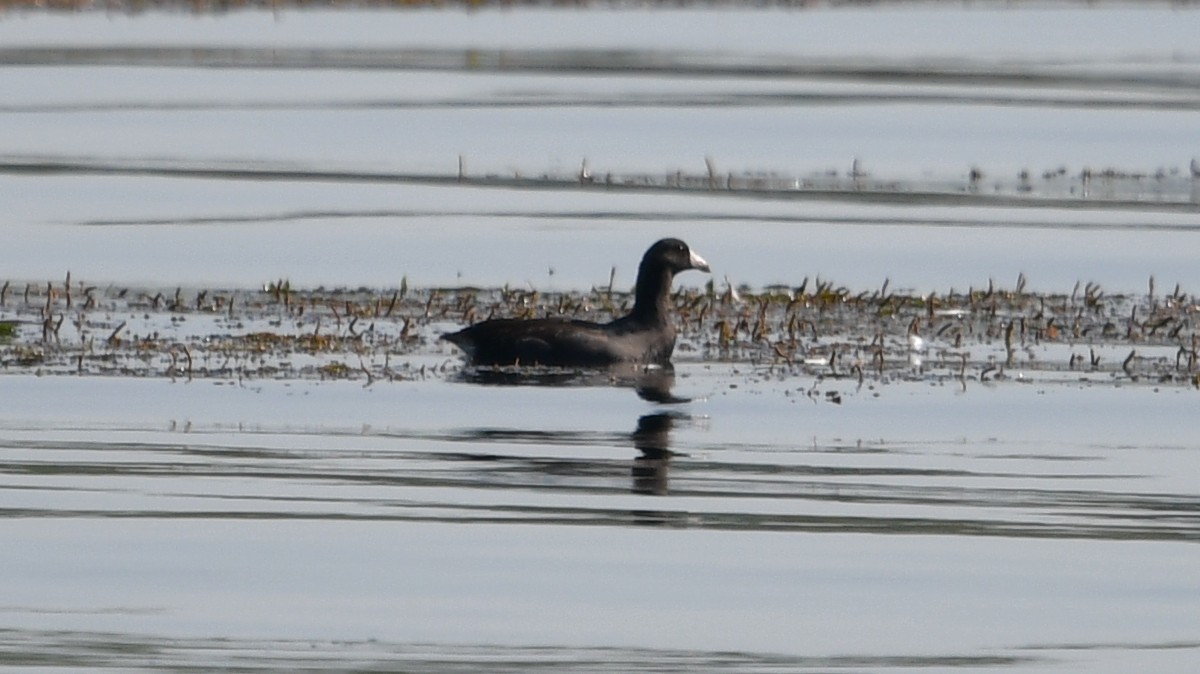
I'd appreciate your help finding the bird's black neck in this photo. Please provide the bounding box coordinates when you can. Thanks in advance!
[630,262,674,323]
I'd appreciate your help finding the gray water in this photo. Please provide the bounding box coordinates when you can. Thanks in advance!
[2,4,1200,672]
[2,6,1200,290]
[2,374,1198,671]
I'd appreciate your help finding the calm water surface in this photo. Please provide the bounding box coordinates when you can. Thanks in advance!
[2,373,1199,671]
[2,4,1200,672]
[2,6,1199,289]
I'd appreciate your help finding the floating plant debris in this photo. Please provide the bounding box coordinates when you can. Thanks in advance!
[1,275,1197,387]
[2,156,1197,212]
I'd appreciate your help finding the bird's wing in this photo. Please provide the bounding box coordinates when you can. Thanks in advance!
[510,320,615,365]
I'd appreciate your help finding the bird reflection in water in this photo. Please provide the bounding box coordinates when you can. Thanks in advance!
[452,363,690,505]
[629,411,695,527]
[627,367,686,497]
[631,413,675,496]
[453,362,688,403]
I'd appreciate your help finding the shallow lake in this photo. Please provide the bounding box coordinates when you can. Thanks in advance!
[2,4,1200,290]
[2,3,1200,672]
[2,372,1199,671]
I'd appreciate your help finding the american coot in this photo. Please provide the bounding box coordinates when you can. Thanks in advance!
[442,238,711,367]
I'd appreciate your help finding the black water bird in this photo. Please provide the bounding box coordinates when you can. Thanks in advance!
[441,238,710,367]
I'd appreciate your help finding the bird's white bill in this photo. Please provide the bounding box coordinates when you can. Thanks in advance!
[689,249,712,272]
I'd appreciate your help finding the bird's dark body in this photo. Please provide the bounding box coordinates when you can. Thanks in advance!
[441,238,709,368]
[442,315,677,367]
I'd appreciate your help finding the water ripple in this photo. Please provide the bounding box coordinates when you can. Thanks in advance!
[3,431,1196,541]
